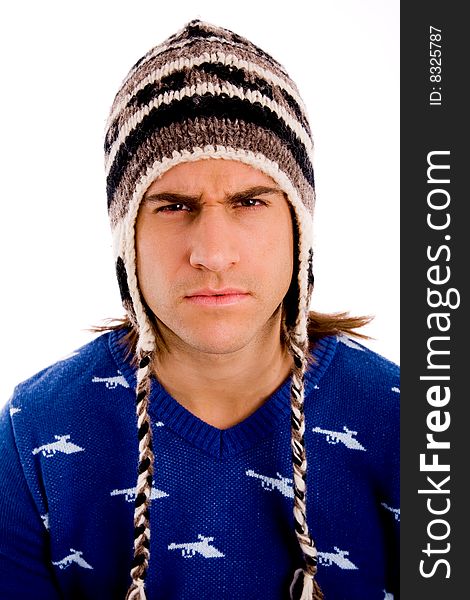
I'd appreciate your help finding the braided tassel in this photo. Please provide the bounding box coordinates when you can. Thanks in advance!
[125,353,154,600]
[289,335,324,600]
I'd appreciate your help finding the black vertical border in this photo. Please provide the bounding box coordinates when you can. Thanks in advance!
[401,2,467,598]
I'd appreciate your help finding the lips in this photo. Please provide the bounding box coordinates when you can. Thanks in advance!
[184,288,250,306]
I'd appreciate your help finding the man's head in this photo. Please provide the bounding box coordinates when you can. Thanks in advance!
[105,19,315,357]
[136,158,294,356]
[104,20,322,600]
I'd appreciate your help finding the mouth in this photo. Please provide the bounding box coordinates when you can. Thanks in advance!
[184,288,250,306]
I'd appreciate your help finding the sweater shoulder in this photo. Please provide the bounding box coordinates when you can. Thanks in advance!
[308,334,400,423]
[332,334,399,385]
[9,332,127,412]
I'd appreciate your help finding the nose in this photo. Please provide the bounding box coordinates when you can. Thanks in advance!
[189,208,240,272]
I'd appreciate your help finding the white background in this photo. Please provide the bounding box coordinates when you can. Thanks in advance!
[0,0,399,407]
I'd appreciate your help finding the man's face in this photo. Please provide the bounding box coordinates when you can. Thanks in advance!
[136,159,294,355]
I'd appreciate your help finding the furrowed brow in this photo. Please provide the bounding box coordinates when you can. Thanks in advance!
[142,192,201,204]
[228,186,284,202]
[142,186,283,205]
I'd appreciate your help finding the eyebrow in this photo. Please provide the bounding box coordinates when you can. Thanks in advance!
[142,185,284,205]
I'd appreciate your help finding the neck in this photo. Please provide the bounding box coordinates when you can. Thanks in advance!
[152,317,293,430]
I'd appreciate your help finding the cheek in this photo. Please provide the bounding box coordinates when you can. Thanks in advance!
[136,224,178,296]
[278,221,295,292]
[277,237,294,292]
[252,220,294,290]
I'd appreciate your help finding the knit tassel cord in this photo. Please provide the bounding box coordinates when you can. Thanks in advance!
[126,579,146,600]
[125,353,154,600]
[299,571,323,600]
[289,337,324,600]
[290,568,323,600]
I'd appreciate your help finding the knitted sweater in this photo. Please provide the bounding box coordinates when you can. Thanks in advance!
[0,329,399,600]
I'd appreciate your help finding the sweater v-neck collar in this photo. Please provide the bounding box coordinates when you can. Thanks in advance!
[109,329,337,457]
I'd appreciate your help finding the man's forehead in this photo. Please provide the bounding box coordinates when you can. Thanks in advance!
[144,159,284,197]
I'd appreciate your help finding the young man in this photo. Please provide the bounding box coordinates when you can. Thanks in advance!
[0,20,399,600]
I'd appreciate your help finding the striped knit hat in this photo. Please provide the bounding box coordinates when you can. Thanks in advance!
[104,19,320,600]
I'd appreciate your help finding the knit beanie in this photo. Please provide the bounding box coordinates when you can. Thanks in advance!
[104,19,320,600]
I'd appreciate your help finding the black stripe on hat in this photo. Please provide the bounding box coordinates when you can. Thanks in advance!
[105,62,309,152]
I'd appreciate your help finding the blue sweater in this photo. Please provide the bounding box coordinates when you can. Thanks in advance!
[0,330,399,599]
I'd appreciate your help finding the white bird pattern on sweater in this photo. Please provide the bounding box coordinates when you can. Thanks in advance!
[32,435,84,457]
[168,535,225,558]
[312,426,366,450]
[52,549,93,570]
[245,469,294,498]
[317,547,358,570]
[91,371,129,389]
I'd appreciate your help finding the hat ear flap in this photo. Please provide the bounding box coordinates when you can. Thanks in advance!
[116,256,137,326]
[116,257,131,303]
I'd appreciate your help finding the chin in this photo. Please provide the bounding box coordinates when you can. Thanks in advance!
[171,314,271,354]
[154,307,283,355]
[181,329,254,355]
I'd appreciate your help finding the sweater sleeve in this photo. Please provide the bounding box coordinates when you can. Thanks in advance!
[0,404,62,599]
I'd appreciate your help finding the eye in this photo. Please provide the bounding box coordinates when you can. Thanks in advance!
[155,203,191,213]
[236,198,267,208]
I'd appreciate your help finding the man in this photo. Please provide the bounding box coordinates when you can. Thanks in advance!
[0,20,399,600]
